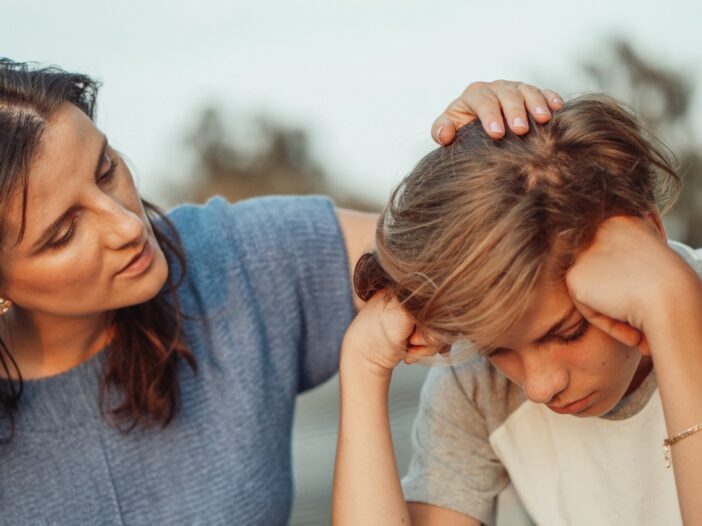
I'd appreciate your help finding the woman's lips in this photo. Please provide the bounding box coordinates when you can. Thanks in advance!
[117,240,155,277]
[547,392,596,415]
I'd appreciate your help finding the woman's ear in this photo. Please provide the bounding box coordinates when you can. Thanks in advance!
[0,297,12,315]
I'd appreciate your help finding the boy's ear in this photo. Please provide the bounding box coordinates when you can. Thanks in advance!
[645,211,667,242]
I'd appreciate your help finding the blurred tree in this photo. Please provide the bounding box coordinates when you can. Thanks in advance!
[584,39,702,245]
[175,106,376,211]
[176,43,702,243]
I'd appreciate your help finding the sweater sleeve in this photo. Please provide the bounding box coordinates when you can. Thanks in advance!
[213,195,356,392]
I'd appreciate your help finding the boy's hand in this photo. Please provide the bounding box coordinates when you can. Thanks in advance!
[566,215,696,354]
[341,292,445,377]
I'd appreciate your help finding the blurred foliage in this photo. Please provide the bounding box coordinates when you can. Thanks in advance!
[584,39,702,246]
[173,107,376,211]
[174,40,701,245]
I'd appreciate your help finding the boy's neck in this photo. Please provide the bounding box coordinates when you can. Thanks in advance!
[623,354,654,399]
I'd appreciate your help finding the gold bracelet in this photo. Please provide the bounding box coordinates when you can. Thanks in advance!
[662,422,702,468]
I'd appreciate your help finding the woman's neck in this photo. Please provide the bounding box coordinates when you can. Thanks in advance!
[0,308,113,380]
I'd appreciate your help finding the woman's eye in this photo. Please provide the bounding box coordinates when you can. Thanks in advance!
[48,218,77,250]
[555,320,590,344]
[98,155,119,183]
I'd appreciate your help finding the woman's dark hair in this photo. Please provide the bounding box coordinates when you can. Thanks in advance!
[0,58,196,438]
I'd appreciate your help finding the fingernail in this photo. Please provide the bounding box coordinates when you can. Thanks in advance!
[552,97,564,106]
[534,106,549,116]
[489,121,504,134]
[437,124,445,143]
[513,117,527,129]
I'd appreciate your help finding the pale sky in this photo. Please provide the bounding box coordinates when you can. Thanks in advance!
[2,0,701,205]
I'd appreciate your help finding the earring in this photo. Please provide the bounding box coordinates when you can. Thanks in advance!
[0,298,11,315]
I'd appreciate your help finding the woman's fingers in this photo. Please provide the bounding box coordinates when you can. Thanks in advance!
[433,80,564,145]
[457,83,508,138]
[516,83,553,124]
[497,82,564,134]
[542,89,565,111]
[431,115,457,146]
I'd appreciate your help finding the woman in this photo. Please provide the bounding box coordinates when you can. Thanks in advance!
[0,58,560,524]
[333,95,702,525]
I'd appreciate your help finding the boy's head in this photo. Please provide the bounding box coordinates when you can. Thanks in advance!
[356,94,679,414]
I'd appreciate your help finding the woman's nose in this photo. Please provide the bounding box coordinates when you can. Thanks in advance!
[99,198,146,249]
[521,351,569,405]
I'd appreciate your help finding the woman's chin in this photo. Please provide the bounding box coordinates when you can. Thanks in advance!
[117,249,171,308]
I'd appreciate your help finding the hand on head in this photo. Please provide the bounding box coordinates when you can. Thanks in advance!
[432,80,564,145]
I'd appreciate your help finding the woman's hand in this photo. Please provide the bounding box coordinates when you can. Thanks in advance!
[432,80,564,145]
[341,292,445,377]
[565,215,696,353]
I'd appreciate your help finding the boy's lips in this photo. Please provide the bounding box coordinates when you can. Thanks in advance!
[547,391,596,415]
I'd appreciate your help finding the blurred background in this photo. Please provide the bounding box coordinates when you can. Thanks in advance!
[3,0,701,523]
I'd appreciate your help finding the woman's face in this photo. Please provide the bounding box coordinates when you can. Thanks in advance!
[0,103,169,319]
[486,281,651,417]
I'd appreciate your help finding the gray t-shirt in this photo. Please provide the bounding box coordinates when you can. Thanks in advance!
[402,241,701,526]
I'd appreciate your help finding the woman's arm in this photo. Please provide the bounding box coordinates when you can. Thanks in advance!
[336,208,378,311]
[567,216,702,524]
[337,80,563,311]
[331,293,479,526]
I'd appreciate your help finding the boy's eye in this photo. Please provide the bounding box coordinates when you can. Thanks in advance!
[486,319,591,358]
[485,347,508,359]
[555,319,590,344]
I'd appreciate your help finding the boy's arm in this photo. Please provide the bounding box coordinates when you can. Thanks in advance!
[332,294,504,525]
[644,272,702,524]
[333,348,480,526]
[567,217,702,524]
[408,503,480,526]
[332,294,418,525]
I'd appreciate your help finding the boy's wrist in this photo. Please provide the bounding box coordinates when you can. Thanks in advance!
[633,251,700,329]
[340,341,395,384]
[643,268,702,351]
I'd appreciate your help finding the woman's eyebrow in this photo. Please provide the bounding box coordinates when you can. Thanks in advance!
[31,136,108,251]
[534,305,579,344]
[31,206,79,251]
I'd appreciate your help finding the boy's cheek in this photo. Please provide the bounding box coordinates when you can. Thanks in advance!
[488,355,523,386]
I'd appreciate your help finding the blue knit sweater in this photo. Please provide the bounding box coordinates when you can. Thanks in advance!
[0,196,355,525]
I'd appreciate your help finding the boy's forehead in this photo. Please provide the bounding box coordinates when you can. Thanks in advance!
[496,282,575,348]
